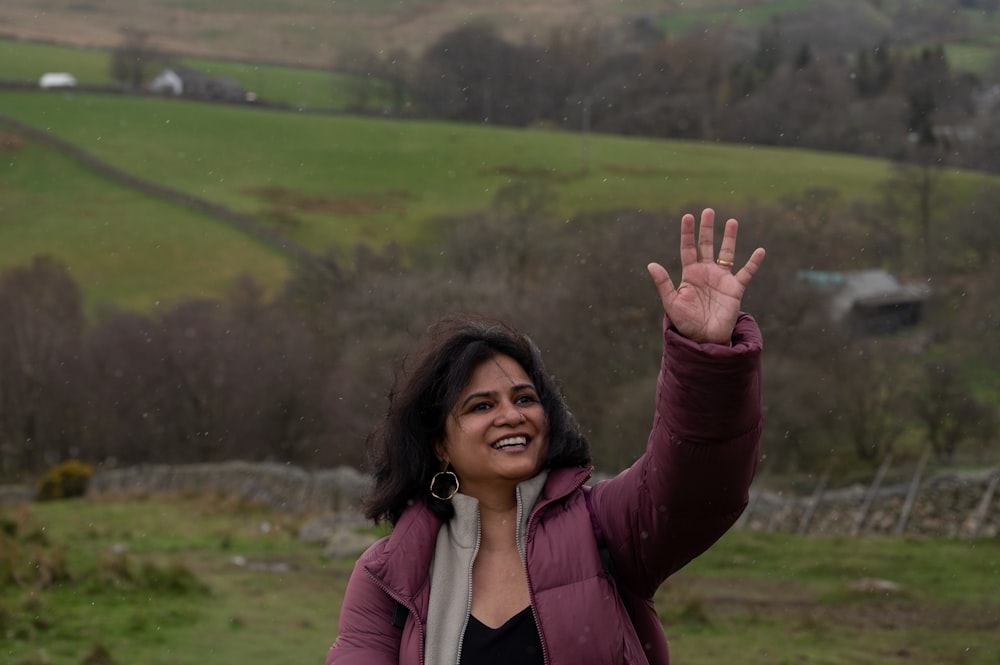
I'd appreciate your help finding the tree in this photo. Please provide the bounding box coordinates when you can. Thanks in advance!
[881,155,946,276]
[912,361,994,464]
[414,23,528,124]
[333,45,378,111]
[0,257,86,477]
[110,27,159,89]
[831,340,910,461]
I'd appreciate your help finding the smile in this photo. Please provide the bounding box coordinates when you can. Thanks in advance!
[491,436,527,450]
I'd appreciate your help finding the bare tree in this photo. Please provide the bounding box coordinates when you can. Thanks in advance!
[912,361,993,464]
[0,257,85,477]
[110,27,160,89]
[831,340,910,461]
[879,155,949,276]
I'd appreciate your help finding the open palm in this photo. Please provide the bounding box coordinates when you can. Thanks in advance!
[647,209,766,345]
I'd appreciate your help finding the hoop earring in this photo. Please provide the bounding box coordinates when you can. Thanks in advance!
[429,470,459,501]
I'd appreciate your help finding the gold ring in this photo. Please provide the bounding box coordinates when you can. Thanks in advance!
[717,259,734,268]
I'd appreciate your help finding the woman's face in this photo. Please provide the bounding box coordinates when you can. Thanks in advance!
[438,353,549,499]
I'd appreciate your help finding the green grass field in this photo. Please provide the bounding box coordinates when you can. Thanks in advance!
[178,57,366,110]
[0,133,292,310]
[0,40,111,85]
[0,37,378,111]
[2,495,998,665]
[4,85,998,310]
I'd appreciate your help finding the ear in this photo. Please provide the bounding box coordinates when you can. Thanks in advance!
[434,441,449,467]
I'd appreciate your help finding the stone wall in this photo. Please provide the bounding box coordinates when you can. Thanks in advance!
[0,109,327,272]
[85,461,371,514]
[738,468,1000,538]
[6,461,996,539]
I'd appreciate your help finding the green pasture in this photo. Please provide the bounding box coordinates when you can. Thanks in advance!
[0,89,903,244]
[0,134,291,310]
[179,57,365,110]
[942,43,1000,74]
[1,87,997,309]
[0,37,369,111]
[659,0,816,34]
[0,39,111,85]
[2,495,998,665]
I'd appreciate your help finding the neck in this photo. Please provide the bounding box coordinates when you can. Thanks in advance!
[460,476,519,514]
[478,499,519,552]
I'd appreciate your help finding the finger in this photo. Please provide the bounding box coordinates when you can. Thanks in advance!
[734,247,766,288]
[647,262,677,308]
[717,218,739,268]
[678,213,697,268]
[697,208,715,263]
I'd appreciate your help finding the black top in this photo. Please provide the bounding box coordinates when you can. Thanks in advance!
[459,607,544,665]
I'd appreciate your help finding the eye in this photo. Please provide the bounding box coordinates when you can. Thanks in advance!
[515,393,539,406]
[469,401,493,412]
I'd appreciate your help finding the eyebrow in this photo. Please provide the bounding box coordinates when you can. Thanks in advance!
[459,383,537,409]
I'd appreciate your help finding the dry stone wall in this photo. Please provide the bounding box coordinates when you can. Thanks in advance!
[739,468,1000,538]
[5,462,990,539]
[85,461,371,514]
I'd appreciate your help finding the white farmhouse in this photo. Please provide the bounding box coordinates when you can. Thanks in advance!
[39,72,77,89]
[151,68,183,96]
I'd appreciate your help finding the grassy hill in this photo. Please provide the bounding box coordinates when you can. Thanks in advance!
[1,0,998,71]
[0,120,291,310]
[0,38,360,111]
[4,86,999,310]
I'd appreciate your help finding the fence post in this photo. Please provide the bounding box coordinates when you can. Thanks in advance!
[968,470,1000,538]
[767,495,788,533]
[797,469,830,535]
[852,453,893,537]
[895,448,930,536]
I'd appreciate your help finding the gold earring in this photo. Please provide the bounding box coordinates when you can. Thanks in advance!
[429,470,459,501]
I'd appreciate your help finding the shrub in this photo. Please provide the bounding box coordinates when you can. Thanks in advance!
[84,551,209,596]
[36,460,94,501]
[81,643,117,665]
[138,560,210,595]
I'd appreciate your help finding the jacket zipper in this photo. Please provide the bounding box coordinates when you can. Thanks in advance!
[364,568,426,665]
[517,485,551,665]
[454,511,481,665]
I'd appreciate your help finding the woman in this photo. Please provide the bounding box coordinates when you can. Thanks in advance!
[327,208,766,665]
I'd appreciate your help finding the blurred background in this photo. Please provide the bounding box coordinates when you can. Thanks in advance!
[1,3,999,661]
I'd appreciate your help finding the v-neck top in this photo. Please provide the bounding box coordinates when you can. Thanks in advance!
[459,607,544,665]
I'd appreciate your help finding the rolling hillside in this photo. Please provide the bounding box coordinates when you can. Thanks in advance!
[4,85,957,309]
[1,0,997,71]
[0,116,292,310]
[2,0,998,310]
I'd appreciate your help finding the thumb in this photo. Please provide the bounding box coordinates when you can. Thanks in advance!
[647,262,676,308]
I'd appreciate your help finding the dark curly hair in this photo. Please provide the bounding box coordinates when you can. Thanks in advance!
[363,314,591,525]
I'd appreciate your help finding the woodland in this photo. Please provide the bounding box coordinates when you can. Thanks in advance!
[2,0,1000,483]
[3,176,999,482]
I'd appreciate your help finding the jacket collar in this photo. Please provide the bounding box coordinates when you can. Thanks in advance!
[364,465,593,607]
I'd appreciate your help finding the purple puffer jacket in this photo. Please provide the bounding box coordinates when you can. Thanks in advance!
[328,313,763,665]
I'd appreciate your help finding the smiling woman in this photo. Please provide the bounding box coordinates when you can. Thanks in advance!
[327,209,767,665]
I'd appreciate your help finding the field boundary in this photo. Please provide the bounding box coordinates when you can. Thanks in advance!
[741,464,1000,538]
[0,108,328,272]
[5,460,997,538]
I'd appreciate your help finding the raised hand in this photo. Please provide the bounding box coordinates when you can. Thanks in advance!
[646,208,765,345]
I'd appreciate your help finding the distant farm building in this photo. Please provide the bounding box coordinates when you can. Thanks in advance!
[39,72,77,89]
[151,68,183,96]
[798,269,930,336]
[170,65,246,102]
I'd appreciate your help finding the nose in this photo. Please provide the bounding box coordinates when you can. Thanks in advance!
[494,401,523,426]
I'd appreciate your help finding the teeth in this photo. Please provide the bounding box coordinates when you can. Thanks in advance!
[492,436,527,449]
